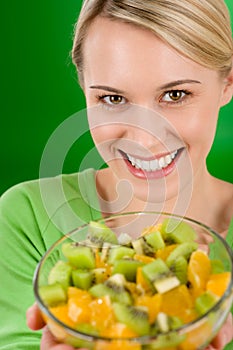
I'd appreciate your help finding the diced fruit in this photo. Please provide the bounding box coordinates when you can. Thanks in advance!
[89,275,133,305]
[68,293,92,323]
[72,269,93,290]
[147,332,185,349]
[39,217,229,347]
[39,283,67,307]
[166,242,198,267]
[142,258,170,283]
[76,323,99,336]
[206,272,231,297]
[112,302,150,336]
[135,294,162,323]
[50,304,75,328]
[142,258,179,293]
[156,244,178,261]
[89,296,115,329]
[187,250,211,298]
[87,221,118,246]
[108,246,135,265]
[160,285,196,323]
[161,218,197,243]
[100,322,138,338]
[170,255,188,284]
[62,243,95,269]
[48,261,72,289]
[112,259,144,282]
[132,237,154,256]
[144,230,165,250]
[153,276,180,294]
[195,290,219,316]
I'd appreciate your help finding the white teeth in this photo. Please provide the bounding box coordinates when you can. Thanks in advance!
[126,150,179,172]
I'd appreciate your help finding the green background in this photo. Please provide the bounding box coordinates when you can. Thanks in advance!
[1,0,233,195]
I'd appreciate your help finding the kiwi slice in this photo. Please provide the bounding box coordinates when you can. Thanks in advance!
[87,221,118,246]
[39,283,67,307]
[142,258,180,293]
[76,323,99,336]
[144,230,165,251]
[62,243,95,269]
[72,269,93,290]
[107,246,135,265]
[151,313,184,335]
[147,332,185,349]
[132,237,155,256]
[170,255,188,284]
[112,302,150,336]
[195,290,219,316]
[142,258,170,283]
[118,232,133,246]
[48,260,72,289]
[112,259,144,282]
[92,267,109,284]
[89,274,132,305]
[166,242,198,267]
[161,218,197,243]
[153,275,180,294]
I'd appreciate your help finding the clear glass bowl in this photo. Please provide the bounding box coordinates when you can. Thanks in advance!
[33,212,233,350]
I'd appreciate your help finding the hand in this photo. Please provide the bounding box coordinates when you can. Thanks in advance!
[205,313,233,350]
[26,303,88,350]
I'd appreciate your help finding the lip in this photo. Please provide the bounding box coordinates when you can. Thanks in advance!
[120,148,184,180]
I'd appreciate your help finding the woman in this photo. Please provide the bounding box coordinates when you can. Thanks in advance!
[1,0,233,349]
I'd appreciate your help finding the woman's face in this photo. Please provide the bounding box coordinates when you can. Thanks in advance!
[81,16,231,204]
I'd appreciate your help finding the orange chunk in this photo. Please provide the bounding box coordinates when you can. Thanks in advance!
[67,286,92,300]
[206,272,231,297]
[160,285,196,323]
[101,322,139,338]
[156,244,178,261]
[187,250,211,298]
[67,287,92,324]
[134,254,155,263]
[95,340,141,350]
[90,296,116,329]
[136,266,152,293]
[135,293,162,323]
[49,304,75,328]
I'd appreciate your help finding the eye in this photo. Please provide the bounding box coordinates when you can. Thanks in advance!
[161,90,190,103]
[99,94,126,105]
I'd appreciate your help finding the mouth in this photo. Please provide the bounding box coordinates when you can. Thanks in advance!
[119,148,183,179]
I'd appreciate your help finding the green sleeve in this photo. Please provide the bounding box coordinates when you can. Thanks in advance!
[0,183,47,349]
[0,170,100,349]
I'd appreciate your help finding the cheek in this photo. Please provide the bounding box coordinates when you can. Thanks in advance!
[90,125,124,145]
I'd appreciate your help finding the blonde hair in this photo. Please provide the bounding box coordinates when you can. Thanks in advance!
[72,0,233,85]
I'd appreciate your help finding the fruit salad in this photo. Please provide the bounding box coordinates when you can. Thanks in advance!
[38,217,231,350]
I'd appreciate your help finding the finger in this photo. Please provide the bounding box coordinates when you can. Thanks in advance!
[41,326,88,350]
[40,326,75,350]
[26,303,45,330]
[210,314,233,349]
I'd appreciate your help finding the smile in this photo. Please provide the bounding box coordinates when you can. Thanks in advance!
[125,150,178,172]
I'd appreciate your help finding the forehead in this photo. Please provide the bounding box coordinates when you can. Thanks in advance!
[82,16,214,86]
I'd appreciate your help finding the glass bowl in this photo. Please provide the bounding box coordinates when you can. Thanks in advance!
[33,212,233,350]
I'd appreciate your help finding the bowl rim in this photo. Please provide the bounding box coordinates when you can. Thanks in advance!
[33,211,233,343]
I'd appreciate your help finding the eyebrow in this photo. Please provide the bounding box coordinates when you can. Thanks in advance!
[89,85,126,94]
[89,79,201,94]
[158,79,201,90]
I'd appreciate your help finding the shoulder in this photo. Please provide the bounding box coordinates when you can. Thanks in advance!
[0,170,95,222]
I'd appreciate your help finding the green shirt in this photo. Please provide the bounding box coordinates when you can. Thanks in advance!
[0,169,232,349]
